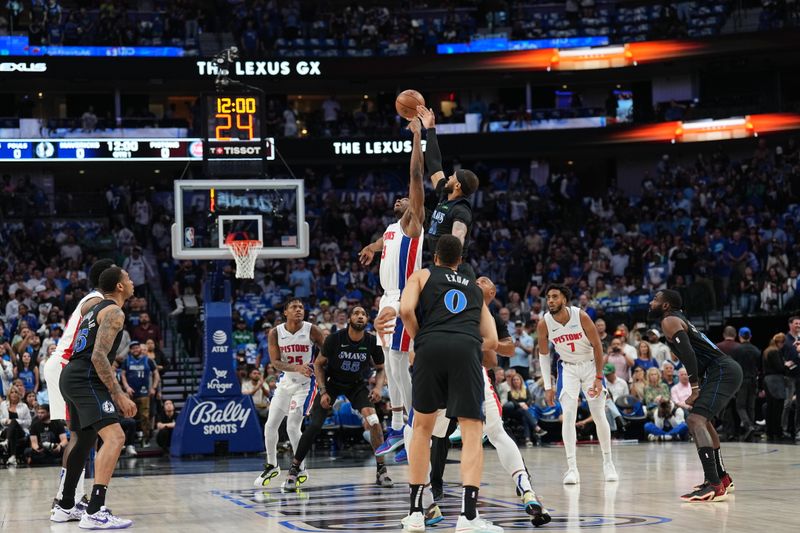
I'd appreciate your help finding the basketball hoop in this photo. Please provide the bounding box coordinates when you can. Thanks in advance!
[225,237,262,279]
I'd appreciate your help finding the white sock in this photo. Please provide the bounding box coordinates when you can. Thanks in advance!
[391,410,404,431]
[587,397,612,456]
[561,397,579,471]
[513,470,533,494]
[56,467,67,500]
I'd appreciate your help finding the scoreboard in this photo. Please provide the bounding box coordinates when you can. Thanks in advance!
[204,93,273,175]
[0,138,204,162]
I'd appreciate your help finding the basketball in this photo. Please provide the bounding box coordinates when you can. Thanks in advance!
[395,89,425,119]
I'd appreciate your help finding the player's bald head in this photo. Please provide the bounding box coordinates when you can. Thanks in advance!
[476,276,496,299]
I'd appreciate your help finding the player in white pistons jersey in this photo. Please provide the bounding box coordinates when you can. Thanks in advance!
[537,284,618,485]
[359,117,425,456]
[42,258,114,514]
[254,299,326,489]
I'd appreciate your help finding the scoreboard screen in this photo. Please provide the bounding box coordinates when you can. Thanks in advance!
[0,139,204,162]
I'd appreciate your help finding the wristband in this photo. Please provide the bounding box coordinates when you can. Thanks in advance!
[596,375,603,380]
[319,386,327,394]
[691,385,700,390]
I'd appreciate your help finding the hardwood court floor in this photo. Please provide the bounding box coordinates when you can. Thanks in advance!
[2,441,798,532]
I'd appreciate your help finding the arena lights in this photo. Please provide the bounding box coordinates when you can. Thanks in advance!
[548,45,634,71]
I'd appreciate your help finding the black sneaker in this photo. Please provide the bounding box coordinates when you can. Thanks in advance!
[681,482,727,502]
[376,465,393,487]
[281,464,300,492]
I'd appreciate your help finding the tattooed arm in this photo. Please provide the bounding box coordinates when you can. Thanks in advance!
[92,306,137,417]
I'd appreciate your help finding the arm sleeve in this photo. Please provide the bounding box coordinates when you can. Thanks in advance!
[495,315,511,340]
[670,330,700,383]
[424,128,443,176]
[539,352,553,390]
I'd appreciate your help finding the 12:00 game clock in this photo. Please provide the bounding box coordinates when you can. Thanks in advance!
[204,93,274,176]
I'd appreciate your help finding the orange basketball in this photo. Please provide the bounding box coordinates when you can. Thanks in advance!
[395,89,425,120]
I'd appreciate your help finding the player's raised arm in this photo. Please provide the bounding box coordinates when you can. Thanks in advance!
[402,117,425,238]
[417,106,445,188]
[359,237,384,266]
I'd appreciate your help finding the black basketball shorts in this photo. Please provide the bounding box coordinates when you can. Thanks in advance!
[692,356,744,420]
[59,360,120,432]
[323,380,373,413]
[412,333,484,420]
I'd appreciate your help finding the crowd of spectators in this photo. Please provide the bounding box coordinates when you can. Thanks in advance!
[3,1,798,55]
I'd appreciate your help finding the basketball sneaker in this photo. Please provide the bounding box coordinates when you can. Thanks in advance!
[78,507,133,529]
[692,473,734,493]
[51,503,85,523]
[376,428,405,456]
[455,513,504,532]
[77,495,89,512]
[253,463,280,488]
[376,465,394,487]
[449,426,462,443]
[603,461,619,482]
[401,511,425,532]
[562,468,580,485]
[297,468,309,486]
[522,491,551,527]
[680,482,727,502]
[395,448,408,463]
[281,464,300,492]
[425,504,444,526]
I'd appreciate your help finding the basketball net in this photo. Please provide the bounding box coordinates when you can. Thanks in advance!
[225,238,262,279]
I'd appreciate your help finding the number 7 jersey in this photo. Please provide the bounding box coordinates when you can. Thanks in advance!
[543,306,595,363]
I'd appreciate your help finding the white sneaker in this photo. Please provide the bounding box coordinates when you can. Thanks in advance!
[297,468,309,486]
[455,513,504,532]
[647,434,657,441]
[6,456,16,466]
[124,445,137,457]
[51,504,84,523]
[78,506,133,529]
[603,461,619,482]
[449,425,462,443]
[662,435,673,441]
[562,468,580,485]
[401,511,425,532]
[253,464,281,488]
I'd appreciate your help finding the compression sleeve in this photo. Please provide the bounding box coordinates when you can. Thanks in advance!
[424,128,443,176]
[539,352,553,390]
[671,330,700,383]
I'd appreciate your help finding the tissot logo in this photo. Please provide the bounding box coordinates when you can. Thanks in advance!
[211,145,262,156]
[196,60,321,77]
[0,62,47,73]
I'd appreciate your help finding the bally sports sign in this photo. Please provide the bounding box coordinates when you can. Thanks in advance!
[189,399,251,436]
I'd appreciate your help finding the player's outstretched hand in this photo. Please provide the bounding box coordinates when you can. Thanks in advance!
[320,392,332,409]
[417,106,435,129]
[358,245,375,266]
[545,389,555,407]
[374,308,397,338]
[407,116,422,135]
[115,393,138,418]
[368,388,382,403]
[298,364,313,377]
[587,378,603,399]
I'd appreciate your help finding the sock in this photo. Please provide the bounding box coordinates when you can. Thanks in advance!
[461,485,479,520]
[698,447,720,485]
[410,484,425,514]
[56,467,67,500]
[513,470,533,494]
[713,448,726,477]
[391,410,404,431]
[421,484,434,508]
[86,484,107,515]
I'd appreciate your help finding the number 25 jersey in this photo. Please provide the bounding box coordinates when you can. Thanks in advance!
[543,306,594,363]
[277,321,314,381]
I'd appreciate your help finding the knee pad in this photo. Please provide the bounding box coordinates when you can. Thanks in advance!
[366,413,380,427]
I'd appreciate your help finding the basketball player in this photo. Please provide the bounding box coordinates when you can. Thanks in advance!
[52,267,137,529]
[254,298,326,488]
[399,235,502,533]
[45,258,114,516]
[281,306,393,490]
[538,284,618,485]
[416,106,479,278]
[358,117,425,455]
[648,290,741,502]
[380,276,550,527]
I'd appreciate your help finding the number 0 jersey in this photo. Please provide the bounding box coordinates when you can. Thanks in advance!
[543,306,595,363]
[415,266,483,345]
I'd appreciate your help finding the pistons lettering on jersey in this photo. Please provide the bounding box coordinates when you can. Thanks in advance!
[280,344,310,353]
[384,231,396,241]
[552,332,584,344]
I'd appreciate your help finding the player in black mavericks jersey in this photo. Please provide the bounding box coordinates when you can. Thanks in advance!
[282,306,393,490]
[417,106,479,279]
[53,266,137,528]
[399,235,501,533]
[649,290,743,503]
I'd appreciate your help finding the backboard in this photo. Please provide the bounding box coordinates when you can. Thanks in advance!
[171,179,309,260]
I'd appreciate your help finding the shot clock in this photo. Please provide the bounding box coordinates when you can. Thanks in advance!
[204,93,274,176]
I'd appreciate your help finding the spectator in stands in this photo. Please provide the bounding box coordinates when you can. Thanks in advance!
[24,390,38,413]
[493,367,511,399]
[242,367,270,423]
[289,259,315,299]
[144,338,169,374]
[0,387,31,465]
[232,319,256,350]
[671,367,693,414]
[15,352,39,394]
[603,363,628,401]
[604,336,634,383]
[763,333,787,441]
[24,404,66,465]
[509,320,533,380]
[645,329,670,364]
[321,95,341,135]
[644,398,689,441]
[123,246,153,297]
[131,312,163,349]
[155,400,177,453]
[739,266,760,315]
[717,326,740,356]
[660,361,676,387]
[595,318,610,351]
[0,350,14,398]
[643,367,671,411]
[503,373,539,447]
[121,341,160,446]
[614,327,638,361]
[732,327,760,439]
[634,341,659,372]
[781,316,800,439]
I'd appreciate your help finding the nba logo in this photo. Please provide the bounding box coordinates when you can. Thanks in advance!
[185,227,195,247]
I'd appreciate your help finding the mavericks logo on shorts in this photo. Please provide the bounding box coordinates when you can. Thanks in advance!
[102,401,116,414]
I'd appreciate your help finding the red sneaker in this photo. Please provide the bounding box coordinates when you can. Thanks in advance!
[681,482,727,502]
[720,473,734,493]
